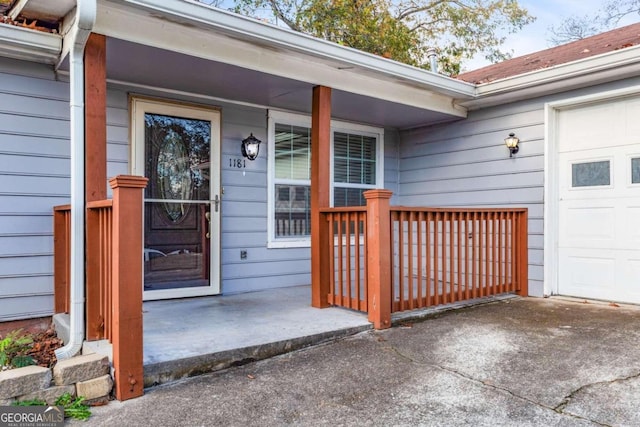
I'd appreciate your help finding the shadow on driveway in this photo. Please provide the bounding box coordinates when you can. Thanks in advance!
[77,297,640,426]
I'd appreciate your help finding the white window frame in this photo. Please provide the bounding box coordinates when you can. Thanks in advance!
[567,157,614,191]
[267,110,384,248]
[629,154,640,186]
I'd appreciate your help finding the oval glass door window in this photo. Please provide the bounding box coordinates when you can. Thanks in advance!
[156,131,192,222]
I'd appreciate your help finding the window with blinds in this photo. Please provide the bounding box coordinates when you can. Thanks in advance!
[333,131,377,207]
[268,112,383,246]
[274,124,312,238]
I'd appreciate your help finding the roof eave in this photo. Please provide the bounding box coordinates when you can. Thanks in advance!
[0,23,62,64]
[104,0,476,99]
[462,45,640,109]
[98,0,475,108]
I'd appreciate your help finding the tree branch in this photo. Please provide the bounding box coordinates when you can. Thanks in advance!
[267,0,302,31]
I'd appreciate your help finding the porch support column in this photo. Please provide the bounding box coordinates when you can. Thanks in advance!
[110,175,148,401]
[84,33,107,341]
[364,189,393,329]
[311,86,331,308]
[516,210,529,297]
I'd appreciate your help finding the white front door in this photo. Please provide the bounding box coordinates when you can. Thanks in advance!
[557,97,640,303]
[131,97,221,300]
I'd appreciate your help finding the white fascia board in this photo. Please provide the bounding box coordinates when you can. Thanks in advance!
[464,45,640,109]
[0,23,61,64]
[119,0,475,97]
[94,0,472,118]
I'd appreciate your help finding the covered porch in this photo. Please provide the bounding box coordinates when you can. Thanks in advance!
[142,285,370,387]
[50,0,527,402]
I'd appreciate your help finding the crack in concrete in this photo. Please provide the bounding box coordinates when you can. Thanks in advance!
[383,342,613,426]
[553,370,640,422]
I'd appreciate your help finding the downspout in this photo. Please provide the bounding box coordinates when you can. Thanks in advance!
[55,0,97,360]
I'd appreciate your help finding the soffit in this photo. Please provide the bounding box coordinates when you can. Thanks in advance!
[92,37,461,129]
[88,0,471,122]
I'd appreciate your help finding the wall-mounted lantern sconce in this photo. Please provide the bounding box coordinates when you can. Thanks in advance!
[241,133,261,161]
[504,133,520,157]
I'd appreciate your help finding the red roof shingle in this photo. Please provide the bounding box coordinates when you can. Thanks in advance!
[456,22,640,84]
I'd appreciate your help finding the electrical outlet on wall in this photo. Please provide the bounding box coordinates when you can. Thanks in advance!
[240,250,247,260]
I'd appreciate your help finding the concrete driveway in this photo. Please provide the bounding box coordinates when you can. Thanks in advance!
[76,298,640,426]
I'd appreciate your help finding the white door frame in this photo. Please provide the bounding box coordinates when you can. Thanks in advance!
[130,96,221,300]
[543,84,640,297]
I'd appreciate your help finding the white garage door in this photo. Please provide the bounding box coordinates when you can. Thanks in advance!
[557,96,640,303]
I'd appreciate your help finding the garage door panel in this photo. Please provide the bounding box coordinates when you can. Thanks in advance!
[624,98,640,139]
[627,207,640,245]
[557,96,640,304]
[559,252,616,301]
[558,104,618,152]
[624,257,640,298]
[566,255,615,289]
[559,205,615,246]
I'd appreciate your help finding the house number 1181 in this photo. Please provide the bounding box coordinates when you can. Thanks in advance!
[230,158,246,168]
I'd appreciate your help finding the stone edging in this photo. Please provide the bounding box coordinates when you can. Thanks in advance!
[0,353,113,406]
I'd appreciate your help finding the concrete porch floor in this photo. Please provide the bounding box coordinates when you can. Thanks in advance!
[142,285,372,387]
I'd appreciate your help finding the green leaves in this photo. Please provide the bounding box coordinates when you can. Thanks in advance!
[0,329,36,369]
[220,0,534,74]
[13,393,92,421]
[55,393,92,421]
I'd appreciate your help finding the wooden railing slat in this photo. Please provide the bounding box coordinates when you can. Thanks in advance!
[317,203,528,322]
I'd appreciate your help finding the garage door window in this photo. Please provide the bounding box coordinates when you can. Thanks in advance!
[572,160,610,187]
[632,158,640,184]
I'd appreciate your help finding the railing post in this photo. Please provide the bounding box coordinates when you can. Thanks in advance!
[109,175,148,401]
[53,206,71,314]
[516,210,529,297]
[364,190,393,329]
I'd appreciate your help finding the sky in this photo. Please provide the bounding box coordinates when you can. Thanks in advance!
[466,0,639,70]
[213,0,639,71]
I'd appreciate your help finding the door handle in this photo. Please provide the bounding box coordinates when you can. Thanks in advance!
[205,211,211,239]
[214,195,220,212]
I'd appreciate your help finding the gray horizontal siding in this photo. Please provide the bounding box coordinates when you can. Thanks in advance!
[106,89,132,196]
[400,100,546,297]
[398,76,640,298]
[107,89,312,295]
[0,58,70,321]
[384,129,400,203]
[220,104,310,293]
[107,86,402,295]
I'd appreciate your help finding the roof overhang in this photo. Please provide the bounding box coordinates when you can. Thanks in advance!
[6,0,640,125]
[87,0,473,120]
[462,45,640,109]
[0,23,61,64]
[8,0,76,22]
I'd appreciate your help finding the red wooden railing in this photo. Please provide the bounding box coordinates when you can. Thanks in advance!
[390,208,528,313]
[53,175,147,401]
[53,205,71,314]
[54,201,115,341]
[322,207,368,312]
[320,190,528,329]
[85,199,113,341]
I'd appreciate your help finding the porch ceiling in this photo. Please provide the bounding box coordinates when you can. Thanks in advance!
[94,37,462,129]
[77,0,472,129]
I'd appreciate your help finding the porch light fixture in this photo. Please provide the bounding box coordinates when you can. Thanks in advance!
[241,133,261,161]
[504,133,520,157]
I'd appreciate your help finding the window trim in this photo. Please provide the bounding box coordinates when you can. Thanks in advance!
[629,155,640,186]
[267,110,384,248]
[330,122,385,207]
[568,157,614,191]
